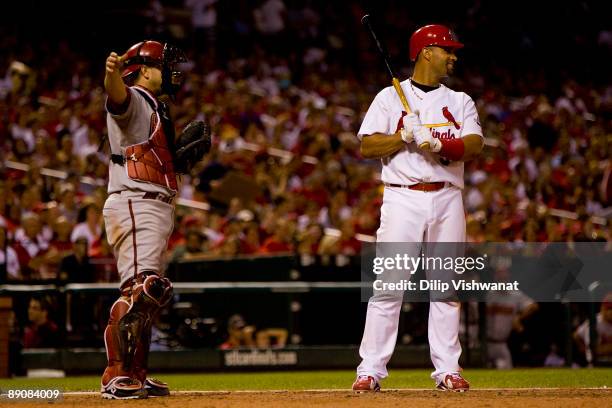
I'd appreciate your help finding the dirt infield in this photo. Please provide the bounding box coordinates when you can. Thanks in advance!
[4,389,610,407]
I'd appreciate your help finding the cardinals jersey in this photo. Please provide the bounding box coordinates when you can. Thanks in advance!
[358,79,482,189]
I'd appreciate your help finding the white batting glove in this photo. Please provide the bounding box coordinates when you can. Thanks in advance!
[414,127,442,152]
[400,114,415,144]
[406,111,441,152]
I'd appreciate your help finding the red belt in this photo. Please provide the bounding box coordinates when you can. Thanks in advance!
[384,182,447,192]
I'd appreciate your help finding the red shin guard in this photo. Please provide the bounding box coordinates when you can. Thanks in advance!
[102,272,173,385]
[102,296,132,385]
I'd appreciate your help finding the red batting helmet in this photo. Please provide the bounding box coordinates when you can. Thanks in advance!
[409,24,464,61]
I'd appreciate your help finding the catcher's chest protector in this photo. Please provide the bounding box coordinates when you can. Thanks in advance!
[124,88,178,192]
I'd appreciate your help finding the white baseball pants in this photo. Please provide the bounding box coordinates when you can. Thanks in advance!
[103,191,174,287]
[357,185,466,381]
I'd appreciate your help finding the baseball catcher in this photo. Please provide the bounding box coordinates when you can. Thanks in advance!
[100,40,209,399]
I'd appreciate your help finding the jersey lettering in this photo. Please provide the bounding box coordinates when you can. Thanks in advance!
[429,128,456,139]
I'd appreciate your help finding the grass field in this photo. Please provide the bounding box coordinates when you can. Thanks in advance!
[1,368,610,391]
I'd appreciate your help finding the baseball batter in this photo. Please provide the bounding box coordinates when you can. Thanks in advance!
[352,25,483,392]
[100,40,185,399]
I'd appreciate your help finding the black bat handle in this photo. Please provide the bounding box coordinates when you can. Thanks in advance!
[361,14,396,78]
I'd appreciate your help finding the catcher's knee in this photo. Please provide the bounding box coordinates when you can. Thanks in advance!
[133,271,173,308]
[107,295,131,324]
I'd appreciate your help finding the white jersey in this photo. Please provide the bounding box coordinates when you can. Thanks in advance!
[358,79,482,189]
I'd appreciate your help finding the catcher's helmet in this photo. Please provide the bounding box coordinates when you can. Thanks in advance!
[121,40,187,96]
[409,25,464,61]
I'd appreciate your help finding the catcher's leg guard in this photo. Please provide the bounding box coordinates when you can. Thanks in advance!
[102,294,132,386]
[125,272,173,383]
[102,272,172,387]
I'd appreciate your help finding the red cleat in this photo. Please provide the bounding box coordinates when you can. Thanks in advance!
[352,375,381,392]
[436,373,470,392]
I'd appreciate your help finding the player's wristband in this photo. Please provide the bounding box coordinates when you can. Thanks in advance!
[439,138,465,161]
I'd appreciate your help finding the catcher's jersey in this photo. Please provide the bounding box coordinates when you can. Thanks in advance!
[106,85,175,196]
[358,79,482,189]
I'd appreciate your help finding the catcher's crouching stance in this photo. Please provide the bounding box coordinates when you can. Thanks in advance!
[101,40,211,399]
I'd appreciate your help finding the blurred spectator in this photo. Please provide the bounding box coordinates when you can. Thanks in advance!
[486,268,539,369]
[12,212,50,279]
[0,223,20,281]
[170,229,209,260]
[574,293,612,365]
[258,218,295,253]
[220,314,287,349]
[543,343,566,367]
[253,0,285,33]
[1,61,35,104]
[22,296,60,348]
[296,223,323,255]
[48,216,74,254]
[318,220,361,256]
[58,237,96,283]
[185,0,218,54]
[57,183,79,224]
[70,202,102,251]
[220,314,255,349]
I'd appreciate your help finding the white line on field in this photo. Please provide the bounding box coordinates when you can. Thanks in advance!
[63,387,609,396]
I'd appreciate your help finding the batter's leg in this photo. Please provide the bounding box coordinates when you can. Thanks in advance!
[357,187,427,381]
[425,187,466,381]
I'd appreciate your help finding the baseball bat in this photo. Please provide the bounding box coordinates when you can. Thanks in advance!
[361,14,430,150]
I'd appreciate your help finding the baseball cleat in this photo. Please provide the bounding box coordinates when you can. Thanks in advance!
[352,375,381,392]
[101,376,147,399]
[144,377,170,397]
[436,372,470,392]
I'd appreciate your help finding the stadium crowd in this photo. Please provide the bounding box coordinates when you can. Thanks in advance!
[1,3,609,281]
[0,0,610,366]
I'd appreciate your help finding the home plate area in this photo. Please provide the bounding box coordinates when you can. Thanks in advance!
[15,388,609,408]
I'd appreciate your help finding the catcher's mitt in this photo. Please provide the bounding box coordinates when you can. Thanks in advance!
[174,120,211,174]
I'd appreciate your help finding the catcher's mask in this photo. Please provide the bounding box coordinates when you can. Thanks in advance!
[121,40,187,97]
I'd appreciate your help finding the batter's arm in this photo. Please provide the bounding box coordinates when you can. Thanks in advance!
[461,134,484,161]
[360,132,405,159]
